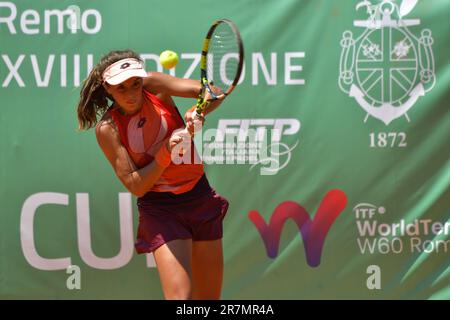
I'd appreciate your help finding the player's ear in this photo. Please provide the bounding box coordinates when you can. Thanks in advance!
[102,82,111,94]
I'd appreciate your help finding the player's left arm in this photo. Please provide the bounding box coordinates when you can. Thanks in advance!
[143,71,200,99]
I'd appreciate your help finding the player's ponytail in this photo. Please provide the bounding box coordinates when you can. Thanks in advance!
[76,50,142,130]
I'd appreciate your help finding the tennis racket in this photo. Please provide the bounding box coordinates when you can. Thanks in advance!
[186,18,244,133]
[196,19,244,114]
[175,19,243,156]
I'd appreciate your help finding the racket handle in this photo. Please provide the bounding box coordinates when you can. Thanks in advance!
[187,110,203,134]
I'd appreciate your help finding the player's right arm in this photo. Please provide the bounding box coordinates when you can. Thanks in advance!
[95,119,173,197]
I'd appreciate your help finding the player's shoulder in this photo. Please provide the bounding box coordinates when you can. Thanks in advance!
[144,71,178,88]
[143,72,173,101]
[144,71,164,86]
[145,70,169,80]
[95,112,118,139]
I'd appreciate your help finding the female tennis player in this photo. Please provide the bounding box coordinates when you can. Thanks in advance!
[76,49,229,300]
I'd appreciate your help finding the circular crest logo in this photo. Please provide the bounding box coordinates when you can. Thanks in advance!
[339,0,435,125]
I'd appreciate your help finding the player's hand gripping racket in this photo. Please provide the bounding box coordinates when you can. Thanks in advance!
[186,18,244,134]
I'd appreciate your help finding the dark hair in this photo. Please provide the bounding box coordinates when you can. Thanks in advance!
[76,49,142,130]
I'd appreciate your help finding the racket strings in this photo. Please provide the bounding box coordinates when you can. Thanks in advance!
[207,24,240,91]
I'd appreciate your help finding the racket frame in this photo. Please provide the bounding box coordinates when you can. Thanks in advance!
[196,19,244,115]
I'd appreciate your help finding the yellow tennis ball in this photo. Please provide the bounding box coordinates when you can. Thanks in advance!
[159,50,179,69]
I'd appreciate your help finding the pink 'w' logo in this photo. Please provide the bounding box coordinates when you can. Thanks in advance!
[248,190,347,267]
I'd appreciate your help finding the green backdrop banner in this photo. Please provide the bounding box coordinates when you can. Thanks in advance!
[1,0,449,299]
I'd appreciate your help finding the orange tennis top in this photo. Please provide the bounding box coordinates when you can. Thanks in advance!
[107,90,204,194]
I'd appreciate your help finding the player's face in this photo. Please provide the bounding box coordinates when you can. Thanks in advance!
[105,77,143,115]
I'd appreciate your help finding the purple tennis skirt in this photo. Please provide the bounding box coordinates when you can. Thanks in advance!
[134,175,229,254]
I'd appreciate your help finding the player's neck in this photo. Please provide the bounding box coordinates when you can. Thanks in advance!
[115,101,143,116]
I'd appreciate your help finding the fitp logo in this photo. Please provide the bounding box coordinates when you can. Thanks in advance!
[248,190,347,267]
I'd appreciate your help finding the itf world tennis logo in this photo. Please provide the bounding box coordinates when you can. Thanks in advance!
[339,0,435,125]
[248,190,347,267]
